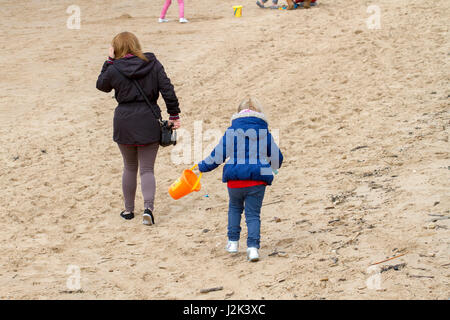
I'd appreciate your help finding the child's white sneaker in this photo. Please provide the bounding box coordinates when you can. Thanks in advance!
[226,240,239,253]
[158,18,169,23]
[247,247,259,262]
[179,17,189,23]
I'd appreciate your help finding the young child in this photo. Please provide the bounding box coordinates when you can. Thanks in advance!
[197,97,283,262]
[159,0,188,23]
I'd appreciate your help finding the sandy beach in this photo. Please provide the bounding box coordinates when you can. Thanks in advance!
[0,0,449,299]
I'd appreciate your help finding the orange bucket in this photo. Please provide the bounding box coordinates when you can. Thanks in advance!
[168,164,203,200]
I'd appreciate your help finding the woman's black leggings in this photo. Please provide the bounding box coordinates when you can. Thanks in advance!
[117,143,159,212]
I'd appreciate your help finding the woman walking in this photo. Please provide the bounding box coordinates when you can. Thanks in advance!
[96,32,181,225]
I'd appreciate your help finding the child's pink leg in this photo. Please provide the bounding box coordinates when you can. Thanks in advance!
[177,0,185,18]
[160,0,172,19]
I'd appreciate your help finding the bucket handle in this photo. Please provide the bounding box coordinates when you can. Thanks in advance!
[190,164,203,191]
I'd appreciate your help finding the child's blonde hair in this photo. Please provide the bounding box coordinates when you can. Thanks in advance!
[238,97,264,114]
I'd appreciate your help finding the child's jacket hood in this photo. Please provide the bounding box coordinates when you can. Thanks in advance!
[231,110,269,126]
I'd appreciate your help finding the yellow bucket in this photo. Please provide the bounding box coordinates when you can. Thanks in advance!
[233,5,243,17]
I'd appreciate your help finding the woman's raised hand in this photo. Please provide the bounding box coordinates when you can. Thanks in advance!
[109,46,115,59]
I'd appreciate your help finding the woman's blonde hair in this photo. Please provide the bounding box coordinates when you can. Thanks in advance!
[111,32,148,62]
[238,97,264,113]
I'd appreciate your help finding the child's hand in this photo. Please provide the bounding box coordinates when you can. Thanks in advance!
[109,46,115,59]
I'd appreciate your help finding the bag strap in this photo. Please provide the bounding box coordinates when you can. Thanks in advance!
[112,65,163,123]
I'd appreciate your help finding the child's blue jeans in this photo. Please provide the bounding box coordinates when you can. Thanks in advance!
[227,185,266,249]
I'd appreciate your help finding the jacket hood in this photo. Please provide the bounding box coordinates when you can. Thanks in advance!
[231,110,268,125]
[229,111,269,142]
[112,52,157,79]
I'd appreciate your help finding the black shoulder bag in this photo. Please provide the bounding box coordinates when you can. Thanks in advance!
[113,66,177,147]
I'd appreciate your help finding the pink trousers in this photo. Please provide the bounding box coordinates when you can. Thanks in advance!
[160,0,185,19]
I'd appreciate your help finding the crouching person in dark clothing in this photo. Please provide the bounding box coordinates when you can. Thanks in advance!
[96,31,181,226]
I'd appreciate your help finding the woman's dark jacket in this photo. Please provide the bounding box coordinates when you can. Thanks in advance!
[96,52,180,145]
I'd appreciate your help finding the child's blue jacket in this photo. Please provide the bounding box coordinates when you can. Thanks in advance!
[198,111,283,185]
